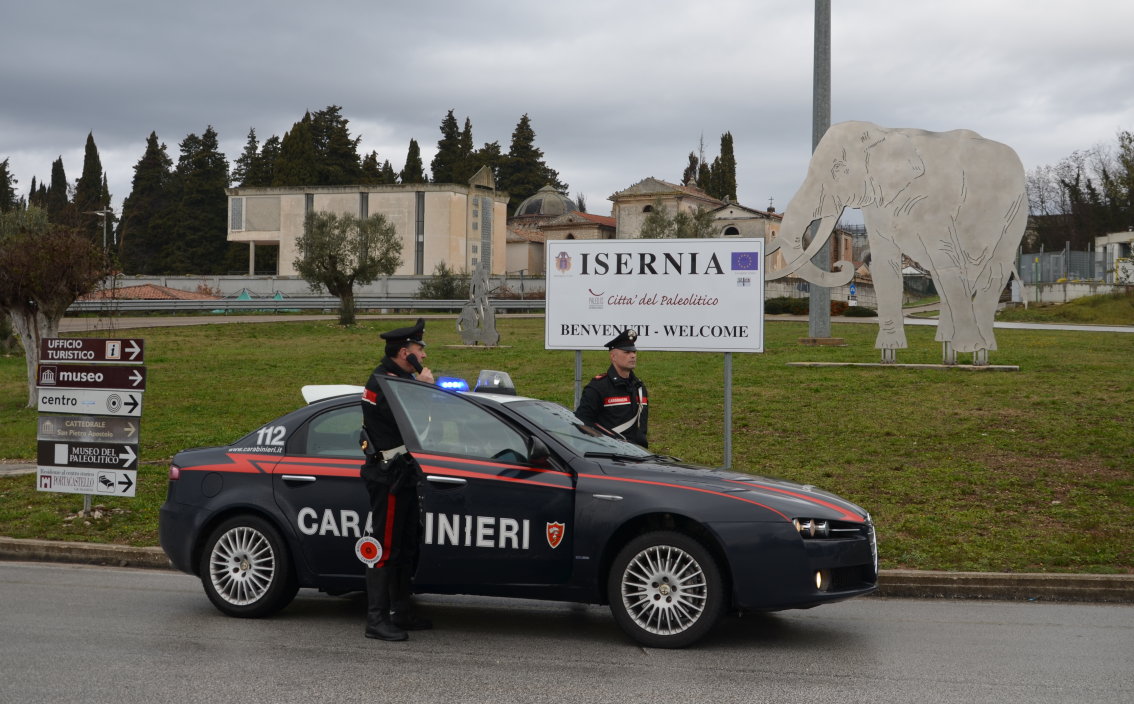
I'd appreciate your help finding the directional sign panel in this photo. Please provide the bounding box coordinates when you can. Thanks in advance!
[36,467,137,497]
[37,415,140,444]
[37,363,147,391]
[38,440,138,470]
[39,338,144,364]
[37,388,142,417]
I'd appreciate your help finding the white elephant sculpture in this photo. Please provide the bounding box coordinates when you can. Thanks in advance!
[767,120,1027,354]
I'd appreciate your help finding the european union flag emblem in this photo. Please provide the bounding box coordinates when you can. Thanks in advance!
[731,251,759,271]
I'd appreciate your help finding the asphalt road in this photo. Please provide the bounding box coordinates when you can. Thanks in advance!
[2,562,1131,704]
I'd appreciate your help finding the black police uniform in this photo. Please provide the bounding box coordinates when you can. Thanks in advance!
[575,330,649,448]
[360,318,431,641]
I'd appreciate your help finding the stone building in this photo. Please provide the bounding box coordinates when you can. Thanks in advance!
[226,166,508,277]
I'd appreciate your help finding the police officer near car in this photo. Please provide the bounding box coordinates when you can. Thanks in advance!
[359,318,434,641]
[575,329,649,447]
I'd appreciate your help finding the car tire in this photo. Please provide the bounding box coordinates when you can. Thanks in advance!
[199,515,298,618]
[607,531,724,648]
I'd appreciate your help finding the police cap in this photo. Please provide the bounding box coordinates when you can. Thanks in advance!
[380,318,426,347]
[605,329,637,352]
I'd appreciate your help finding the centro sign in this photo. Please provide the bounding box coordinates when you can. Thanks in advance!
[545,238,764,352]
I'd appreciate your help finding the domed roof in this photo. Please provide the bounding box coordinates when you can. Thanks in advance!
[514,185,577,217]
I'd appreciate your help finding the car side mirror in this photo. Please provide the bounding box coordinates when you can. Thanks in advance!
[528,436,552,468]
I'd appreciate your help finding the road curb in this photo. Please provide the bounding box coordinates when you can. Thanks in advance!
[1,536,1131,603]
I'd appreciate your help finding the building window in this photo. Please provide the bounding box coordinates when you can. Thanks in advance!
[723,226,740,236]
[643,205,654,213]
[472,245,478,253]
[415,192,425,275]
[230,198,244,231]
[305,193,314,214]
[359,192,369,219]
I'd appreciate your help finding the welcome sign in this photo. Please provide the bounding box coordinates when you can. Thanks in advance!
[545,238,764,352]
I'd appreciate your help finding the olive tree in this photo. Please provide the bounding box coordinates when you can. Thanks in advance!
[293,211,403,325]
[0,207,110,406]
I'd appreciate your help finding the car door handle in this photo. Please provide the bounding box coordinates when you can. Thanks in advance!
[426,475,467,486]
[282,475,317,483]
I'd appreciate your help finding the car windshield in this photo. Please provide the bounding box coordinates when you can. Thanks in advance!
[503,400,654,459]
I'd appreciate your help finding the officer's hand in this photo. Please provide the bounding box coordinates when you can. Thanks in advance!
[417,366,435,384]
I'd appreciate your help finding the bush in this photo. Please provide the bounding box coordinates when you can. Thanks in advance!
[843,305,878,317]
[830,300,849,316]
[417,262,470,299]
[764,296,809,315]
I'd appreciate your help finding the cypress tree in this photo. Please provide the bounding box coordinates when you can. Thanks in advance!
[273,113,319,187]
[164,126,230,274]
[717,131,737,201]
[455,117,476,182]
[361,151,383,185]
[0,158,16,212]
[310,105,361,185]
[119,131,174,274]
[430,109,462,183]
[46,157,72,225]
[74,132,107,242]
[400,139,426,184]
[232,128,260,187]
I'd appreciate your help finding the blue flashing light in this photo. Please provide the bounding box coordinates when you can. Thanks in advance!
[436,376,470,391]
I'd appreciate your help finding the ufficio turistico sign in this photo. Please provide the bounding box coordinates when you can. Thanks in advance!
[35,337,146,498]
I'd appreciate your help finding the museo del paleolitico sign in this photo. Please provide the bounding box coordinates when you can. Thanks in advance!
[35,338,146,498]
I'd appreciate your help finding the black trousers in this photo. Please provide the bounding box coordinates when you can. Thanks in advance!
[363,468,420,569]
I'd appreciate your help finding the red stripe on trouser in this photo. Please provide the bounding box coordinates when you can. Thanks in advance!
[377,492,397,568]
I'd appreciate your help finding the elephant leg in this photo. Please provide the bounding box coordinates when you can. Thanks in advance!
[933,266,992,353]
[869,234,907,350]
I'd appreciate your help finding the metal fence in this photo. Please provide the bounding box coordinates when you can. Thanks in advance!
[1017,247,1101,283]
[66,296,546,314]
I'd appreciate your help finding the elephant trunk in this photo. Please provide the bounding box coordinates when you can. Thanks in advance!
[766,185,855,287]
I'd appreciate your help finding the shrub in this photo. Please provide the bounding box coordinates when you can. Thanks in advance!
[765,296,809,315]
[417,262,470,299]
[843,305,878,317]
[830,300,849,316]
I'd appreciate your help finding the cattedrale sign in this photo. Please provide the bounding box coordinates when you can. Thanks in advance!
[545,238,764,352]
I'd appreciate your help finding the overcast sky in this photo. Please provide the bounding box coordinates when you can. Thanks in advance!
[3,1,1132,218]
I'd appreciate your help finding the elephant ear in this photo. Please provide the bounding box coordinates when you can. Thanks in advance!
[864,131,925,204]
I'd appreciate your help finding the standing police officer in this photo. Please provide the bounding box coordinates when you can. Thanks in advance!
[359,318,434,641]
[575,329,649,447]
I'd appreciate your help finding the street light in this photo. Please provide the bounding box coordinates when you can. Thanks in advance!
[84,208,114,249]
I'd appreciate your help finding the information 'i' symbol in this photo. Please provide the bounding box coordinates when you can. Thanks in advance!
[106,394,122,413]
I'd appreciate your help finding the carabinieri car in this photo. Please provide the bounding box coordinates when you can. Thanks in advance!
[159,375,877,648]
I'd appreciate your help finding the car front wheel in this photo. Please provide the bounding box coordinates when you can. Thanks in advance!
[607,531,724,648]
[199,515,298,618]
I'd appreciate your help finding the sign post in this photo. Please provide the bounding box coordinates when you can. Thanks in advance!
[546,238,765,468]
[36,338,146,512]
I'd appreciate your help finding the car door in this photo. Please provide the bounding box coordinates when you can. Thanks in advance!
[271,400,370,583]
[376,377,576,587]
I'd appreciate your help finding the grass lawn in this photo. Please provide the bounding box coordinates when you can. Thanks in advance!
[1,315,1131,574]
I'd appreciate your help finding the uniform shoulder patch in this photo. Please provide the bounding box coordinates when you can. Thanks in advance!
[593,373,607,380]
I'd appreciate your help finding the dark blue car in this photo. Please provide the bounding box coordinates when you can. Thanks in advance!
[160,376,877,648]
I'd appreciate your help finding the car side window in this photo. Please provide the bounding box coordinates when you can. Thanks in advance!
[385,382,529,464]
[302,405,365,459]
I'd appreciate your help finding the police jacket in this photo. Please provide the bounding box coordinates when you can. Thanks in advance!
[361,357,414,453]
[575,365,649,447]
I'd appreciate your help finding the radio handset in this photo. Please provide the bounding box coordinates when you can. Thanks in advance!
[406,353,424,373]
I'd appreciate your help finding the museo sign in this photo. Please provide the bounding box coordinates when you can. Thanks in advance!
[544,238,765,352]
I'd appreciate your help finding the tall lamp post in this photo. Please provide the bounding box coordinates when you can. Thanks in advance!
[84,208,114,250]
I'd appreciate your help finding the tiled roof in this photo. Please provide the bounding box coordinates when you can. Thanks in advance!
[79,283,221,301]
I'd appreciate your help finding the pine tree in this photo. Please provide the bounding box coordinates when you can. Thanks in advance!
[455,118,476,182]
[471,141,503,180]
[682,152,700,187]
[119,132,174,274]
[401,139,427,184]
[273,113,319,187]
[360,151,383,185]
[257,135,281,186]
[380,159,398,184]
[310,105,361,185]
[27,176,40,209]
[232,128,260,187]
[430,109,462,183]
[74,132,109,243]
[0,158,17,212]
[164,126,230,274]
[496,114,567,214]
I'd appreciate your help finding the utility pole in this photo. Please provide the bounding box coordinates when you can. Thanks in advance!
[807,0,834,340]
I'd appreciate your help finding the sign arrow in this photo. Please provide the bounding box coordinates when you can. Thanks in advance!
[124,394,139,414]
[129,369,144,387]
[126,340,142,360]
[118,473,134,492]
[118,445,137,468]
[124,422,137,439]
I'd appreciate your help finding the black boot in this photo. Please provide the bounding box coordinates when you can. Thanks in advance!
[364,567,407,641]
[390,566,433,631]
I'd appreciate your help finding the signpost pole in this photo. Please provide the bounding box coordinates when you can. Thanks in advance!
[723,353,733,470]
[574,350,583,410]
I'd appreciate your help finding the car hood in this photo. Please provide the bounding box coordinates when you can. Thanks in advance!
[594,457,870,523]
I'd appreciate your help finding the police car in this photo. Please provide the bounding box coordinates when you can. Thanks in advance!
[159,373,877,648]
